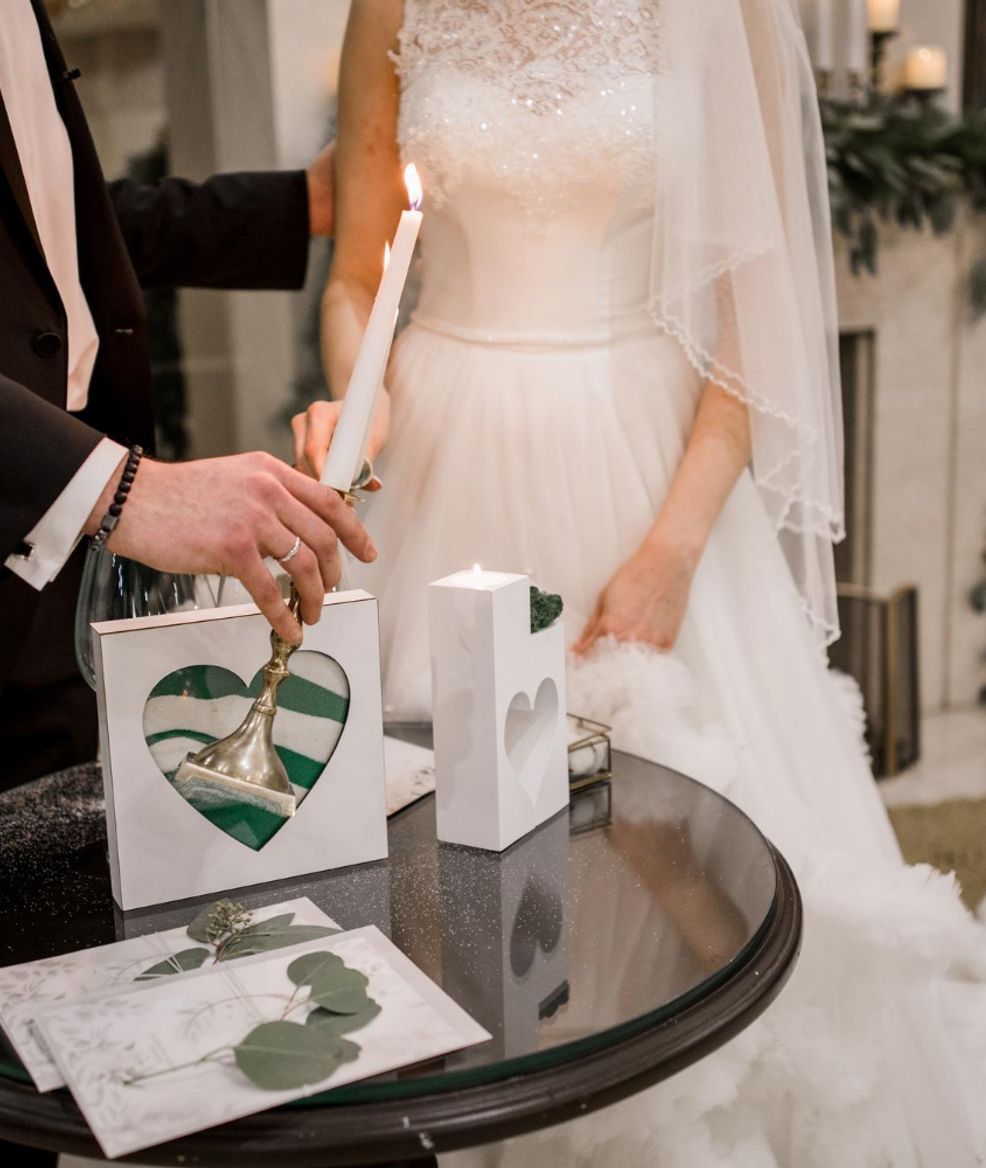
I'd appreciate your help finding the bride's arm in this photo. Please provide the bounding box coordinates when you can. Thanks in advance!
[292,0,405,480]
[574,381,751,654]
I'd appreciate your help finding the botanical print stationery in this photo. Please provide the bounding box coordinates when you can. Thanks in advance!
[34,927,490,1160]
[0,897,338,1092]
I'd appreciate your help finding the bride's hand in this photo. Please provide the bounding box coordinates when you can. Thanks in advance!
[573,536,698,655]
[290,393,391,486]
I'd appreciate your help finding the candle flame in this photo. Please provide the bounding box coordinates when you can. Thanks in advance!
[404,163,423,210]
[383,242,391,271]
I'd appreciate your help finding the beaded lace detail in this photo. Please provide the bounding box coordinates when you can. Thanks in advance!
[392,0,661,220]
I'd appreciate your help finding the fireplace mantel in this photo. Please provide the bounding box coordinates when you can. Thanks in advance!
[834,212,986,711]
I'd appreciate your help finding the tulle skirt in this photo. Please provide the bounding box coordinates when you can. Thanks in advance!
[351,321,986,1167]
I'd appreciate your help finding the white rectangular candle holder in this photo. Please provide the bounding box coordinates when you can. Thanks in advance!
[93,591,388,911]
[429,569,569,852]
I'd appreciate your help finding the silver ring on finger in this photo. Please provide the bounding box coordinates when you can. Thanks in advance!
[277,535,302,564]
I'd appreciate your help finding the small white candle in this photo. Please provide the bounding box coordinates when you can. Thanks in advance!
[846,0,868,73]
[444,564,517,591]
[815,0,834,71]
[866,0,899,33]
[321,164,423,493]
[904,45,948,91]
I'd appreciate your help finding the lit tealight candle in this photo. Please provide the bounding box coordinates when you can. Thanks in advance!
[321,164,423,493]
[452,564,515,590]
[867,0,900,33]
[904,45,948,91]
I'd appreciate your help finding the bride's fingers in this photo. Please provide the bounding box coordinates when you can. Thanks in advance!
[290,414,311,477]
[302,403,338,481]
[573,607,603,655]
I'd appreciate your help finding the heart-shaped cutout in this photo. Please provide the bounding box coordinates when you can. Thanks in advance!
[509,874,564,979]
[143,653,349,851]
[503,678,560,805]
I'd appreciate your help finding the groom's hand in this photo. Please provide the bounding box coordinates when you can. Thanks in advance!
[85,452,377,642]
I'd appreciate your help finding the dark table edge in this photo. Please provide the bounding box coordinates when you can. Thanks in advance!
[0,847,802,1165]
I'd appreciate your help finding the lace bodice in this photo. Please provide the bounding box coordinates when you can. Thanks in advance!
[393,0,661,221]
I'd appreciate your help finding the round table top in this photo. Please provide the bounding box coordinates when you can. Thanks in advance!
[0,731,801,1164]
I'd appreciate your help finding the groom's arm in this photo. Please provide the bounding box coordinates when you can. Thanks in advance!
[107,170,312,292]
[0,372,106,564]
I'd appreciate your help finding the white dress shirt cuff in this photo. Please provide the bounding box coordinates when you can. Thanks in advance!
[5,437,128,590]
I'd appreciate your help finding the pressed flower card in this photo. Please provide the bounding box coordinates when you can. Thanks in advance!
[0,897,338,1092]
[34,927,489,1160]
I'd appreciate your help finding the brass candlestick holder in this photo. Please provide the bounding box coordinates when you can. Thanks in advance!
[173,461,374,819]
[174,587,304,817]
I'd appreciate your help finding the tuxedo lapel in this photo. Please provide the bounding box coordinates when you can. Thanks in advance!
[0,90,45,264]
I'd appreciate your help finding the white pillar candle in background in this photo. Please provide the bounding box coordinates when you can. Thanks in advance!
[815,0,834,70]
[904,45,948,90]
[866,0,899,32]
[321,164,423,493]
[846,0,868,73]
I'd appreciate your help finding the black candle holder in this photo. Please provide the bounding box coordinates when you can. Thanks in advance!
[903,86,945,107]
[870,29,898,92]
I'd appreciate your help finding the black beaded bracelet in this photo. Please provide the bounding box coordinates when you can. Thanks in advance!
[91,445,143,549]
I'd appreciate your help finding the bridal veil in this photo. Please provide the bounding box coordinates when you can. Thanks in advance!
[649,0,844,646]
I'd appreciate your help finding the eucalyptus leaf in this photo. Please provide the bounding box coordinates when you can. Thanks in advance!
[186,904,218,944]
[305,1000,381,1038]
[234,913,295,936]
[135,947,210,981]
[309,973,372,1016]
[287,950,345,987]
[222,925,339,960]
[233,1021,359,1091]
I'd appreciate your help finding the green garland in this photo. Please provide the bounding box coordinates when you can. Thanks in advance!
[822,96,986,313]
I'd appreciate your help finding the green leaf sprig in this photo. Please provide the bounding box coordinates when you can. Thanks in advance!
[530,586,563,633]
[123,948,379,1092]
[135,900,338,981]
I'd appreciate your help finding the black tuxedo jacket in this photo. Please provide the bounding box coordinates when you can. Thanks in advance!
[0,0,311,694]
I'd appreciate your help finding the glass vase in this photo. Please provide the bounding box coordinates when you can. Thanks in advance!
[73,541,213,690]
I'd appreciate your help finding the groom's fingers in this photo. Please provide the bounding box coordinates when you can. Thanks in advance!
[274,463,377,563]
[275,494,344,593]
[238,554,303,643]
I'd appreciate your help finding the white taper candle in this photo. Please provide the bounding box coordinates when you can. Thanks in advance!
[847,0,868,73]
[867,0,899,33]
[320,164,423,492]
[904,45,948,91]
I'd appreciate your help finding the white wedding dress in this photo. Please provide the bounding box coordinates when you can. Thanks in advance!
[351,2,986,1164]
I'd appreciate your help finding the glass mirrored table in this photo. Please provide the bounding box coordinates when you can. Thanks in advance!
[0,729,801,1165]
